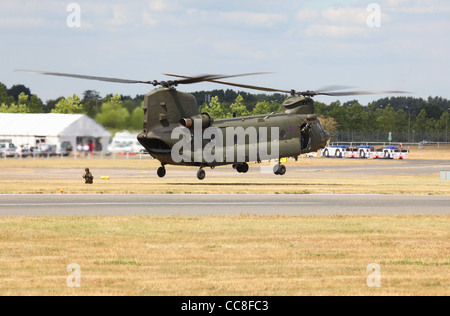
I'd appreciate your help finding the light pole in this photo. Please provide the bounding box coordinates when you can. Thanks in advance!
[406,106,410,144]
[446,107,449,143]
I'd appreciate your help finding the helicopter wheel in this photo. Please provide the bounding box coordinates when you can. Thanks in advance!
[274,164,286,176]
[235,163,249,173]
[157,166,166,178]
[197,168,206,180]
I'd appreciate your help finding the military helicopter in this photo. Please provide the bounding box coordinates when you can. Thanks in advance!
[17,70,406,180]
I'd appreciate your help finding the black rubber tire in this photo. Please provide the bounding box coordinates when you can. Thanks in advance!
[197,169,206,180]
[157,167,166,178]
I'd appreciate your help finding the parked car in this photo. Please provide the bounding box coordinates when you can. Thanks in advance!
[0,142,17,158]
[56,141,74,156]
[108,140,145,155]
[31,144,57,157]
[17,145,33,158]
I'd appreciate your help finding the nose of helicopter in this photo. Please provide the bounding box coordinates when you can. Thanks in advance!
[321,130,331,148]
[324,130,331,143]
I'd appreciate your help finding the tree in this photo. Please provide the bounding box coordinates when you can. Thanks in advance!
[425,117,437,132]
[199,96,227,119]
[328,101,349,130]
[419,102,443,120]
[414,109,428,133]
[130,103,144,130]
[436,111,449,132]
[347,102,367,131]
[376,105,397,132]
[28,95,44,113]
[0,83,14,105]
[0,95,28,113]
[394,109,408,132]
[319,116,338,140]
[5,103,29,113]
[252,101,272,115]
[82,90,102,118]
[18,92,28,106]
[44,97,64,113]
[51,94,84,114]
[96,94,130,131]
[7,84,31,102]
[229,95,250,117]
[314,101,328,116]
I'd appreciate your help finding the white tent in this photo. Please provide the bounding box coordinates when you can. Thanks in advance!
[0,113,111,154]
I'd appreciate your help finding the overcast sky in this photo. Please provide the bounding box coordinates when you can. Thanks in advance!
[1,0,449,105]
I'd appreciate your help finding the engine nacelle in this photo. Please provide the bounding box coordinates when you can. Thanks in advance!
[180,113,214,129]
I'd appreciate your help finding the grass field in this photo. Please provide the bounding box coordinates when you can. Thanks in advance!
[0,215,448,296]
[0,174,448,195]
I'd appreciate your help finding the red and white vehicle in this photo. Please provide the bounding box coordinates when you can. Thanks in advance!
[370,146,409,159]
[344,145,375,159]
[322,145,348,158]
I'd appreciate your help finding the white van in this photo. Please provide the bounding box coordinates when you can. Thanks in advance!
[0,142,17,158]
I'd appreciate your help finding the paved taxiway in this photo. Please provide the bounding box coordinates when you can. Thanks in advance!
[0,194,448,217]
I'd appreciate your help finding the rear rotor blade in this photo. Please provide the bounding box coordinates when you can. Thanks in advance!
[209,79,292,94]
[317,90,409,97]
[315,85,356,93]
[168,73,271,86]
[165,72,272,83]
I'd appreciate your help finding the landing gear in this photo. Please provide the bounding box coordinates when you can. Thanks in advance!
[233,163,249,174]
[273,164,286,176]
[197,168,206,180]
[157,166,166,178]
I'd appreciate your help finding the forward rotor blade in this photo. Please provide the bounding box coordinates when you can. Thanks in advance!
[15,70,156,84]
[165,72,274,86]
[167,74,292,94]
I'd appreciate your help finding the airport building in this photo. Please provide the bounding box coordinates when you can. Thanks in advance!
[0,113,111,154]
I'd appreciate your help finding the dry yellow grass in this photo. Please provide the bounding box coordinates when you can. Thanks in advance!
[0,174,448,195]
[407,144,450,160]
[0,215,448,296]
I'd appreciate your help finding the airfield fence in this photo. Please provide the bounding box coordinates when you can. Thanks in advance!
[332,130,450,144]
[3,152,155,160]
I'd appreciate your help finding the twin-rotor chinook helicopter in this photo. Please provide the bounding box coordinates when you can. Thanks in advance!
[18,70,406,180]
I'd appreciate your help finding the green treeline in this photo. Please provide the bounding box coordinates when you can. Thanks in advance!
[314,98,449,134]
[1,82,449,136]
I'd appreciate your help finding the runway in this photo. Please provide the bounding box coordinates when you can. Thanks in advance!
[0,193,448,217]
